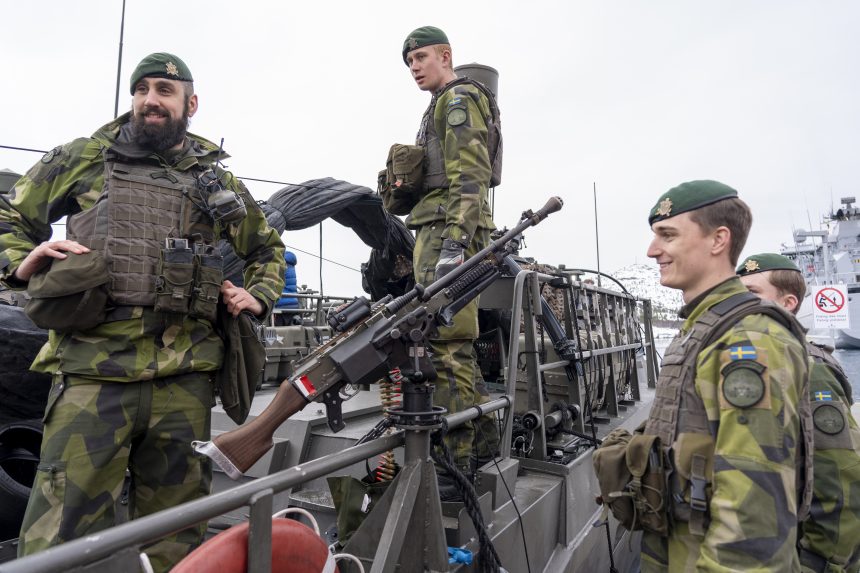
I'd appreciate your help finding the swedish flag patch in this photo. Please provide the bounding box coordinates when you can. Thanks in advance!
[728,345,757,361]
[448,97,462,106]
[813,390,833,402]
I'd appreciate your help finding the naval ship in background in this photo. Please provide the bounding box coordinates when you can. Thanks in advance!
[781,195,860,348]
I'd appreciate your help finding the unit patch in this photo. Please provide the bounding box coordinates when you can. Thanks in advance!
[813,404,845,435]
[41,145,63,164]
[721,360,766,408]
[447,107,468,127]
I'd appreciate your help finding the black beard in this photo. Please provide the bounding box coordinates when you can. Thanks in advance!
[131,106,189,152]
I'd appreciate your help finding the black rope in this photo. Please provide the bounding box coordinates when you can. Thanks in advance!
[431,420,501,573]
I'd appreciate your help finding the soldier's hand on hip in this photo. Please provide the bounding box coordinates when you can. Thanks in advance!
[221,279,263,317]
[14,240,91,282]
[435,238,465,281]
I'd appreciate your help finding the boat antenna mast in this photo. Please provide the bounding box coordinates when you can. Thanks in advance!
[113,0,127,118]
[593,182,602,288]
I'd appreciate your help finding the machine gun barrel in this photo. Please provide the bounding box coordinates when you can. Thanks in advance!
[193,197,563,479]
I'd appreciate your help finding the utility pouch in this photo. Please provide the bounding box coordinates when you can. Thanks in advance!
[380,144,425,215]
[592,427,669,536]
[154,238,194,314]
[25,250,109,332]
[327,475,392,546]
[189,243,223,322]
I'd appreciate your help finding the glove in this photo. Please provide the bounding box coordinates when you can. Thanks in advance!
[435,238,465,281]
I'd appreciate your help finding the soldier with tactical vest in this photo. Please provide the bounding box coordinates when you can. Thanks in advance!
[595,180,813,571]
[390,26,502,497]
[0,53,285,571]
[737,253,860,573]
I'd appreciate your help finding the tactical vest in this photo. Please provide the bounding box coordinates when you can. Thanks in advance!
[66,152,216,307]
[644,291,814,534]
[417,77,503,191]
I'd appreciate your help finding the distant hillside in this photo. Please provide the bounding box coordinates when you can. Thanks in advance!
[602,263,683,323]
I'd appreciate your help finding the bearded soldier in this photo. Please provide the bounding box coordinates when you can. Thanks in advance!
[633,181,812,571]
[738,253,860,573]
[0,53,285,571]
[396,26,503,498]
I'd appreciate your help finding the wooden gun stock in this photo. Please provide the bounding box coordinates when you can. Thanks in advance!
[194,382,308,479]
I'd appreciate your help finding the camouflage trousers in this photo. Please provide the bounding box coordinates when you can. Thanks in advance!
[414,223,499,472]
[19,371,215,573]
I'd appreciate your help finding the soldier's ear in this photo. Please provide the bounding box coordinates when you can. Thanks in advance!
[709,226,731,258]
[187,94,198,118]
[779,292,799,313]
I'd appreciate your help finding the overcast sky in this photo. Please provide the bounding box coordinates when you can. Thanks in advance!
[2,1,858,296]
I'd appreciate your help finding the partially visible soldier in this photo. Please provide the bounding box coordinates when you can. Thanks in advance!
[738,253,860,573]
[399,26,502,495]
[639,181,812,571]
[0,53,285,571]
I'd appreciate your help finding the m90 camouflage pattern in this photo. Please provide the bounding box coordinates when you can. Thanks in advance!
[193,197,563,479]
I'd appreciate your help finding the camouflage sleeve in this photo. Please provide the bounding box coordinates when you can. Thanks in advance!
[220,172,285,316]
[0,138,99,287]
[694,315,808,571]
[804,361,860,570]
[434,85,492,245]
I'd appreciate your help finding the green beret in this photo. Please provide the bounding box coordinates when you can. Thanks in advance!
[129,52,193,94]
[648,180,739,226]
[402,26,449,64]
[736,253,800,276]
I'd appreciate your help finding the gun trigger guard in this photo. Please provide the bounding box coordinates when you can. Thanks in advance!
[322,388,345,433]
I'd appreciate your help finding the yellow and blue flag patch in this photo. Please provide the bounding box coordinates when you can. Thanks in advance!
[813,390,833,402]
[729,345,757,361]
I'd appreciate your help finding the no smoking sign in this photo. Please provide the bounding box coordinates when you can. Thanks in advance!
[813,285,850,328]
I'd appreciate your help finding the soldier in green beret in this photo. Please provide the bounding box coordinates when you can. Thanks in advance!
[597,180,813,571]
[0,52,285,571]
[738,253,860,572]
[396,26,503,499]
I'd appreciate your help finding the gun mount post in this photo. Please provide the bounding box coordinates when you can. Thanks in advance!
[340,345,450,572]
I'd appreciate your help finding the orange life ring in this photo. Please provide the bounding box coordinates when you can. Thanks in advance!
[173,518,338,573]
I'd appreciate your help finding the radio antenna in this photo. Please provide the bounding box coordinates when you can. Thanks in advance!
[113,0,127,118]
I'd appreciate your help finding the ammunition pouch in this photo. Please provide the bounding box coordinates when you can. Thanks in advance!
[379,144,425,215]
[189,245,224,322]
[592,427,670,536]
[154,239,195,314]
[25,250,110,332]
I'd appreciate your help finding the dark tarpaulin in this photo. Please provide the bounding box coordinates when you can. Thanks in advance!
[221,178,415,298]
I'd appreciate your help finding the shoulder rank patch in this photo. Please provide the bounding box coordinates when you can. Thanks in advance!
[813,404,845,435]
[728,345,757,361]
[813,390,833,402]
[721,360,766,408]
[447,106,468,127]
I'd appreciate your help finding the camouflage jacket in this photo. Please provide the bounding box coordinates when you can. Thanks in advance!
[408,79,495,245]
[800,346,860,573]
[641,278,809,572]
[0,113,285,382]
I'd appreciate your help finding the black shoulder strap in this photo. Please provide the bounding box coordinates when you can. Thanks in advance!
[702,293,806,350]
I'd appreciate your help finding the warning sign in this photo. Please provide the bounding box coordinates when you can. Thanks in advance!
[813,285,850,328]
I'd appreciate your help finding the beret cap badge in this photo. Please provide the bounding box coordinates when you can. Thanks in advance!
[744,259,760,273]
[165,62,179,76]
[408,37,418,49]
[655,198,673,218]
